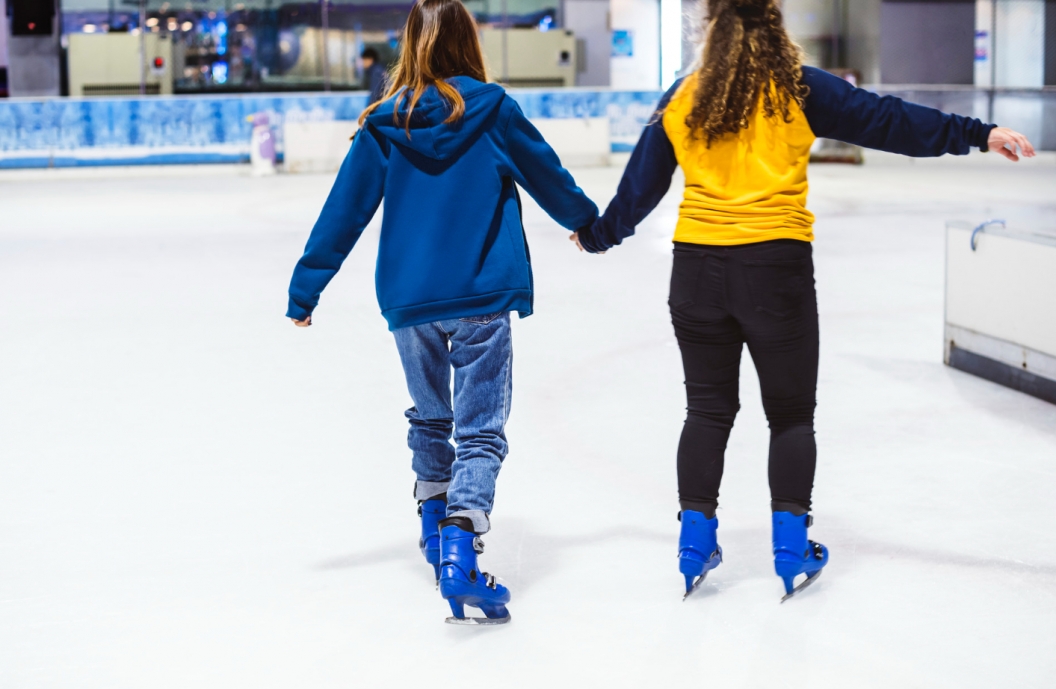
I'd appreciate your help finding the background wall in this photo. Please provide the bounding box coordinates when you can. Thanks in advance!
[609,0,660,89]
[7,0,62,98]
[783,0,837,67]
[846,0,882,83]
[994,0,1046,87]
[880,0,976,84]
[680,0,702,74]
[0,9,8,70]
[1048,0,1056,85]
[564,0,611,86]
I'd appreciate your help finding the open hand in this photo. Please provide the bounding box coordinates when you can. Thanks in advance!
[570,232,605,254]
[291,316,312,327]
[988,127,1035,162]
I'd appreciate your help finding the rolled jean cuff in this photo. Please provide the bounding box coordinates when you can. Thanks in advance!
[415,481,450,501]
[449,509,490,534]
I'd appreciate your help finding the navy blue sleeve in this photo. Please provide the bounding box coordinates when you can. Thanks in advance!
[576,79,682,254]
[503,100,599,232]
[286,126,388,321]
[801,66,995,157]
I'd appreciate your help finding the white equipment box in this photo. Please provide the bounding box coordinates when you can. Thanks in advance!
[283,121,360,174]
[944,220,1056,404]
[529,116,610,167]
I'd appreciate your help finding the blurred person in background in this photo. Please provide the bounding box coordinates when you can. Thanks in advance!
[574,0,1034,602]
[361,47,388,104]
[287,0,598,624]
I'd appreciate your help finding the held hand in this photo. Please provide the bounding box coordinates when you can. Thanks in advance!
[570,232,605,254]
[988,127,1035,162]
[291,316,312,327]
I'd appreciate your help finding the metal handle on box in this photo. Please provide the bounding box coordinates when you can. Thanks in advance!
[970,219,1006,251]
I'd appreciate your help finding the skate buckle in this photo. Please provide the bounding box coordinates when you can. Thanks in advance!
[417,504,423,517]
[472,537,485,554]
[485,573,497,589]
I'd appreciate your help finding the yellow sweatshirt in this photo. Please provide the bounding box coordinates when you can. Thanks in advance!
[579,67,993,253]
[662,76,816,245]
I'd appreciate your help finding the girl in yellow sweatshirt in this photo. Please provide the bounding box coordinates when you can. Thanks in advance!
[576,0,1034,601]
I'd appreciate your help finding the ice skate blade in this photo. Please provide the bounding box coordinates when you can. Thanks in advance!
[780,570,822,603]
[682,572,709,601]
[445,614,511,626]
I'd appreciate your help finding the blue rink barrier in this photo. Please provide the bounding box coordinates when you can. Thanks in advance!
[0,89,664,169]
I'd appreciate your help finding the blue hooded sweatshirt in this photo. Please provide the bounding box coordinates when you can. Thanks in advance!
[286,76,599,330]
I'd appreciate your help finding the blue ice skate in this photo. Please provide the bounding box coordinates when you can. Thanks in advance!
[679,510,722,599]
[418,499,446,582]
[438,524,511,625]
[772,511,829,602]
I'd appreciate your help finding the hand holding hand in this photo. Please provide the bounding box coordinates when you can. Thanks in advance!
[570,232,605,254]
[988,127,1035,162]
[291,316,312,327]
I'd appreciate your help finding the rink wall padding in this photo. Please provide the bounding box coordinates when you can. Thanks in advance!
[0,89,664,169]
[944,221,1056,405]
[948,345,1056,405]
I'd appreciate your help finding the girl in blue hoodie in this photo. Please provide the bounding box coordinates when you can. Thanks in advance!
[286,0,598,624]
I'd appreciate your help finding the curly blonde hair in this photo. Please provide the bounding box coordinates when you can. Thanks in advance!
[686,0,810,145]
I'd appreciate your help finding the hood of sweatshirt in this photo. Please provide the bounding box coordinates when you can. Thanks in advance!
[365,76,507,160]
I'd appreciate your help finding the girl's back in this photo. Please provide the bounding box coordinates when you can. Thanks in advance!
[285,0,599,626]
[663,77,816,245]
[285,0,596,330]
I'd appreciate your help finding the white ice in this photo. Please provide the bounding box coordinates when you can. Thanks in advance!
[2,154,1055,688]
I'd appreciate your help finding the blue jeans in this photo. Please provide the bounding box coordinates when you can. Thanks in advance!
[392,312,513,534]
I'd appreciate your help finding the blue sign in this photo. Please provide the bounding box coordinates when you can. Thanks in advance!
[612,30,633,58]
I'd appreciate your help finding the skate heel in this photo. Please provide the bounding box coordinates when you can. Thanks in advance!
[772,511,828,602]
[774,556,802,596]
[418,499,446,582]
[678,510,722,599]
[438,524,511,625]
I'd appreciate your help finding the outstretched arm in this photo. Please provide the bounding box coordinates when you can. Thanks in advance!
[287,126,388,324]
[575,80,682,254]
[801,66,1034,159]
[503,101,599,233]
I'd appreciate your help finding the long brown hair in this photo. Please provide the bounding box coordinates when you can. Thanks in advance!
[685,0,809,145]
[357,0,488,136]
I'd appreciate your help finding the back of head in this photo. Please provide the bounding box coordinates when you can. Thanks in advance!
[686,0,808,145]
[358,0,488,133]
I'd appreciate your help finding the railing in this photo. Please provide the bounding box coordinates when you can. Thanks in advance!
[0,88,664,168]
[1,83,1052,169]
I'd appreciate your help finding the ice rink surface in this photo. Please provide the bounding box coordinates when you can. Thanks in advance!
[2,153,1056,688]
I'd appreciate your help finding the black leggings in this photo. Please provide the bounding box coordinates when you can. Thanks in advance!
[670,239,819,518]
